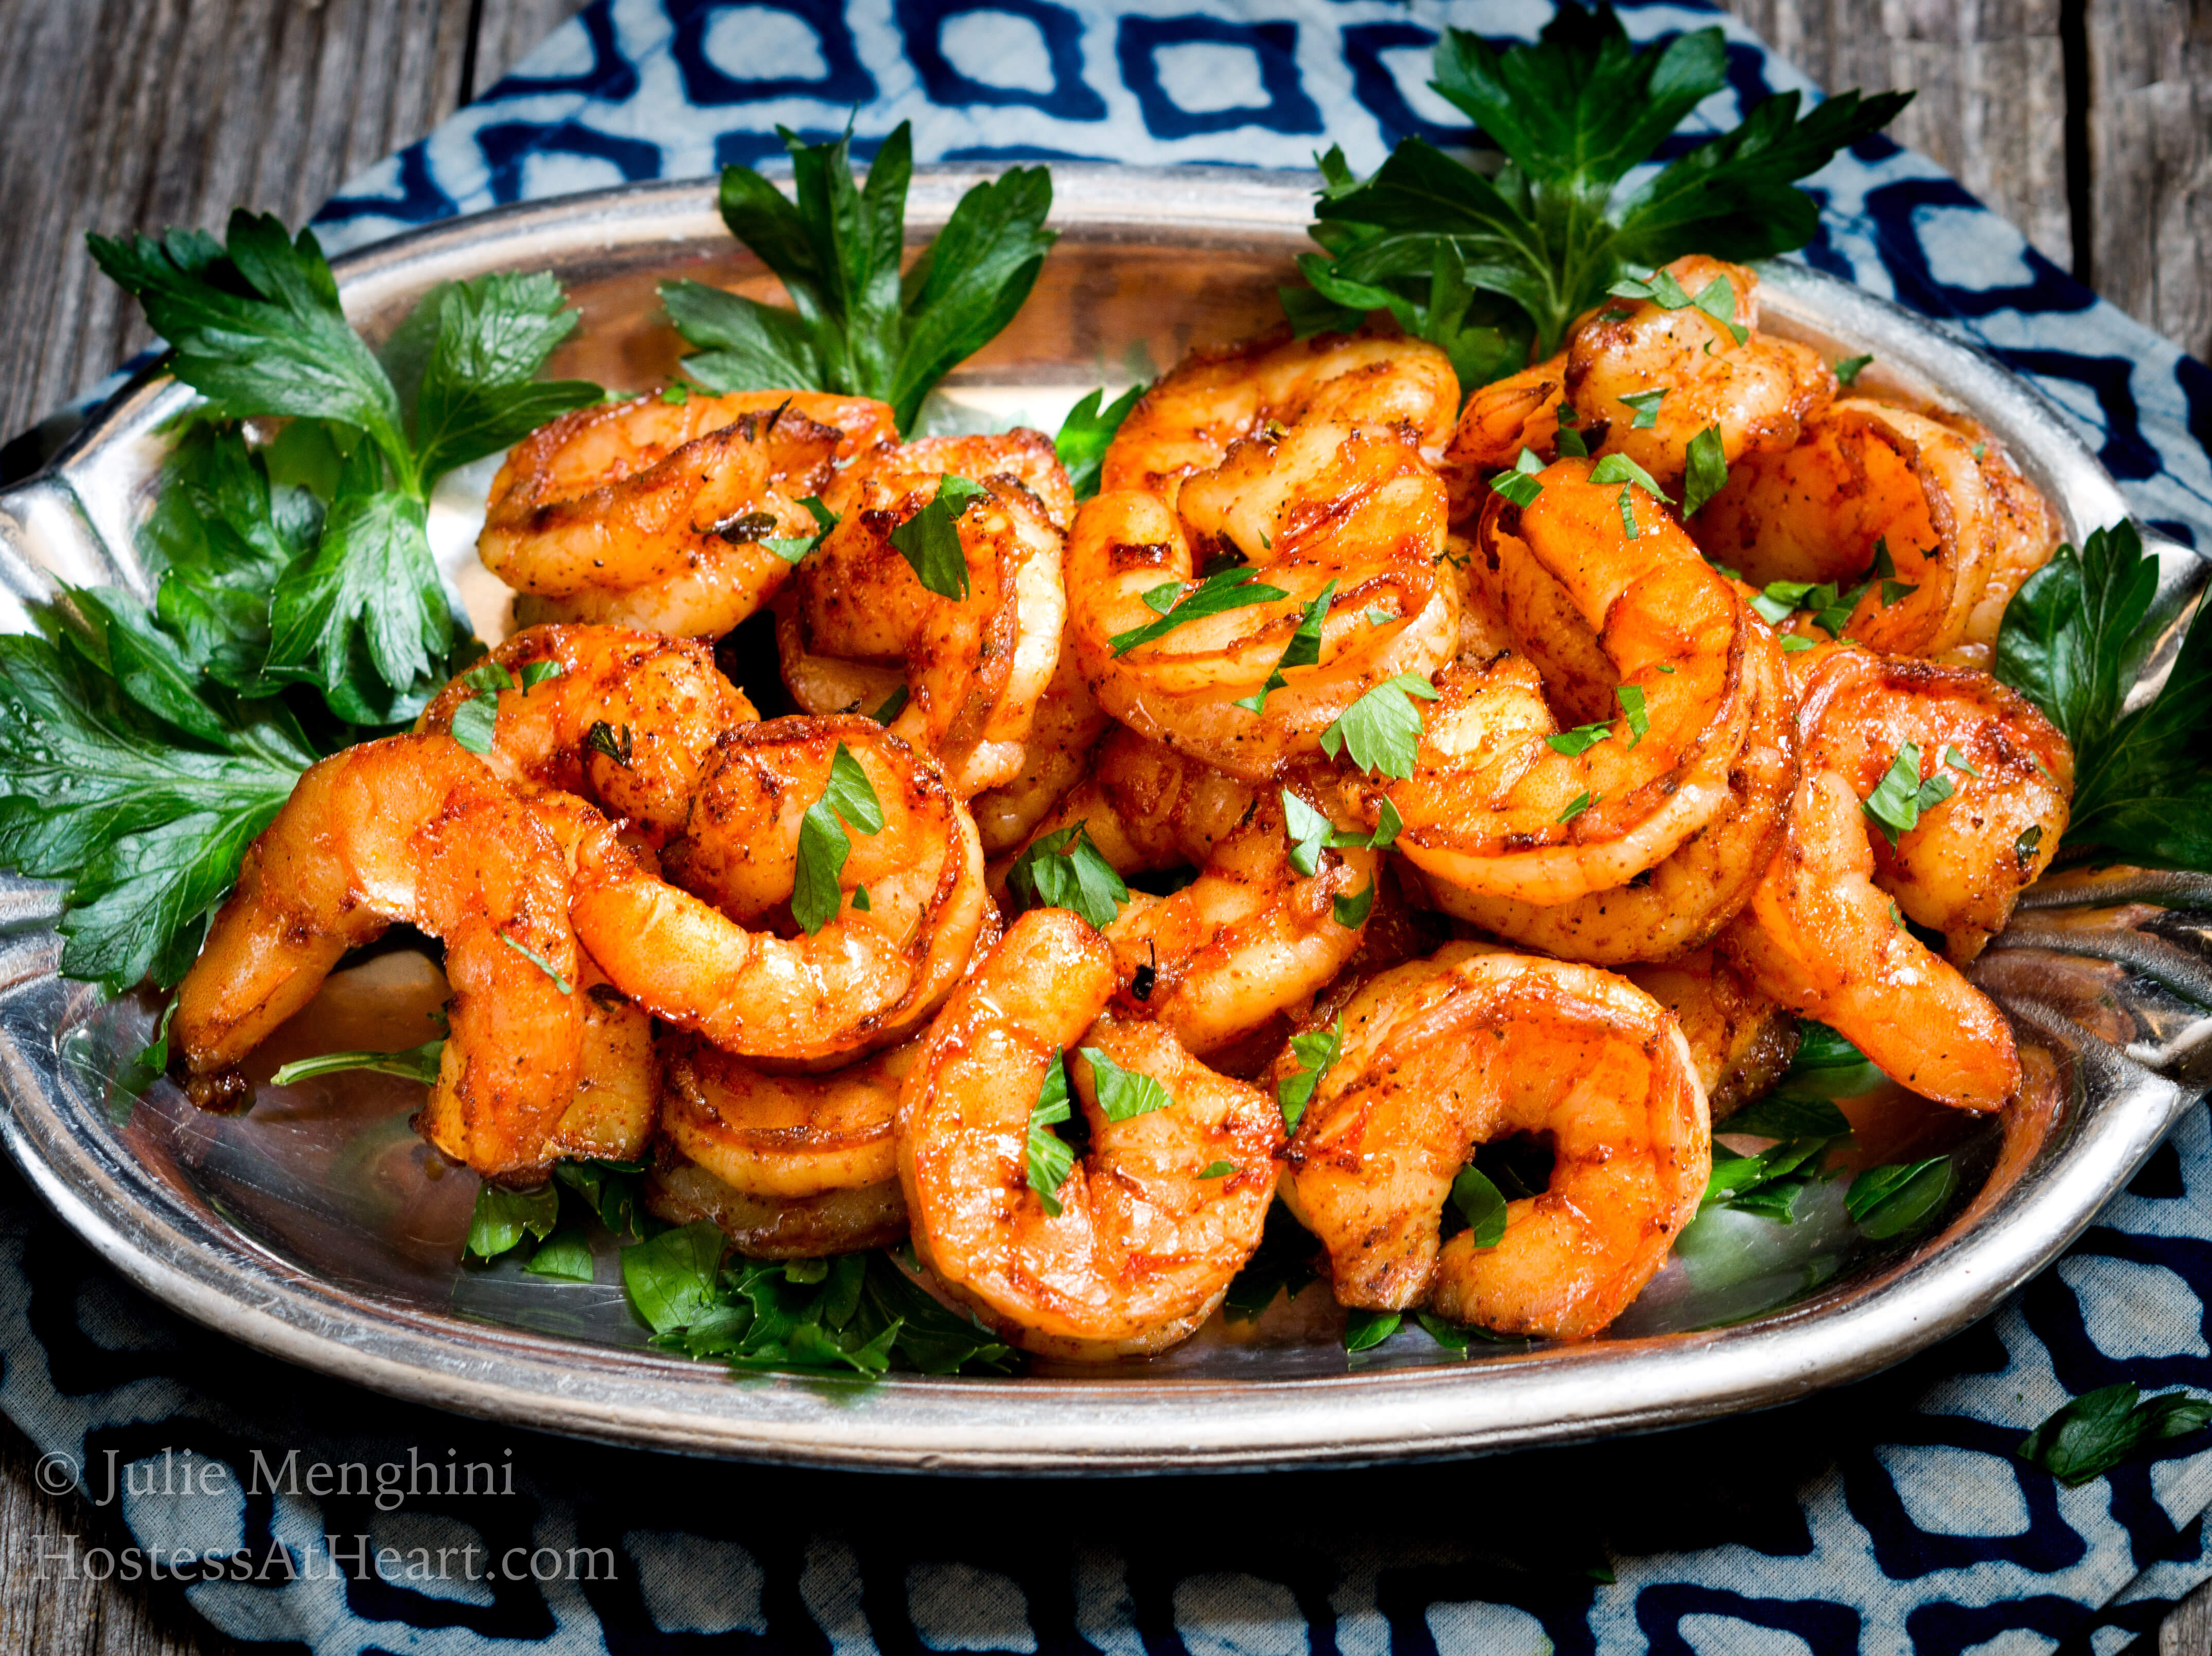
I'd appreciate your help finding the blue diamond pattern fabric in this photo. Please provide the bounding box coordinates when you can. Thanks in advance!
[4,1,2211,1650]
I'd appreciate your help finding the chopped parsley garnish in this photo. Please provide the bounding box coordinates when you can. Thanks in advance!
[869,684,909,725]
[1198,1160,1237,1179]
[1617,684,1649,747]
[1861,742,1967,845]
[764,496,838,565]
[1276,1018,1343,1133]
[889,475,988,600]
[1557,791,1595,823]
[1235,579,1337,715]
[1450,1165,1509,1247]
[585,720,634,769]
[270,1039,445,1088]
[1834,353,1873,386]
[661,122,1054,434]
[1617,387,1669,428]
[1489,447,1549,509]
[791,743,886,934]
[1682,424,1729,517]
[1845,1157,1956,1238]
[1320,673,1441,779]
[1082,1045,1174,1122]
[1547,721,1612,757]
[498,931,574,996]
[1055,383,1146,502]
[1025,1054,1077,1216]
[1110,565,1291,658]
[1333,877,1377,928]
[1005,821,1129,929]
[1342,1308,1402,1353]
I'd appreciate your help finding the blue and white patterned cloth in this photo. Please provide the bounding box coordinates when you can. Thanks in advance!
[7,1,2212,1649]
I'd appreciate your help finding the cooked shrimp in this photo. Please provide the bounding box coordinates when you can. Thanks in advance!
[661,1030,921,1201]
[897,908,1282,1360]
[1356,460,1785,938]
[418,625,756,839]
[646,1160,908,1259]
[573,717,986,1063]
[1442,257,1832,507]
[1010,723,1257,877]
[173,735,582,1176]
[482,390,893,638]
[1720,646,2067,1111]
[1103,328,1459,499]
[1278,944,1708,1340]
[1068,420,1458,781]
[1621,948,1798,1118]
[1691,399,2059,667]
[968,640,1112,857]
[780,431,1070,795]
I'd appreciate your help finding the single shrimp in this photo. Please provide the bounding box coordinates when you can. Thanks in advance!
[779,431,1071,796]
[1103,327,1460,500]
[647,1161,909,1260]
[482,390,893,639]
[417,624,756,839]
[1691,399,2058,667]
[573,717,986,1063]
[660,1030,922,1202]
[1442,257,1832,508]
[172,735,582,1176]
[1720,646,2067,1111]
[1621,948,1798,1118]
[1003,731,1372,1055]
[1355,460,1783,924]
[897,908,1283,1360]
[1278,944,1709,1340]
[968,641,1112,858]
[1068,420,1458,781]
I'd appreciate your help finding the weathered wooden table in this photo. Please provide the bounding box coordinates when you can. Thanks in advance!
[0,0,2204,1650]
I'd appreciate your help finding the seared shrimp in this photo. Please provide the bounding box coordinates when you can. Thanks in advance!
[1722,646,2069,1111]
[1359,460,1794,960]
[1279,944,1708,1340]
[898,908,1282,1360]
[481,390,893,638]
[1692,399,2059,667]
[174,735,582,1176]
[646,1161,908,1259]
[418,625,756,839]
[1104,328,1459,498]
[1069,420,1458,781]
[1443,257,1831,507]
[574,717,986,1063]
[780,431,1071,796]
[968,640,1112,857]
[1621,948,1798,1118]
[661,1031,920,1200]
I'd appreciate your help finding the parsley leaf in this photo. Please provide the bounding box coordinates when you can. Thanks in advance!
[1110,565,1290,657]
[270,1040,445,1087]
[764,496,838,566]
[1547,721,1612,757]
[1682,424,1729,517]
[1995,521,2212,868]
[791,743,886,934]
[1450,1165,1508,1247]
[1846,1157,1956,1239]
[1055,384,1146,502]
[1834,353,1873,386]
[1276,1017,1342,1133]
[1025,1054,1077,1217]
[1333,876,1377,928]
[1861,742,1967,847]
[1283,789,1334,877]
[1235,579,1336,714]
[1618,387,1669,429]
[1344,1309,1402,1352]
[1286,12,1908,360]
[1081,1045,1174,1121]
[1320,673,1441,778]
[889,474,988,599]
[499,930,574,996]
[467,1182,560,1262]
[1005,821,1129,929]
[2019,1383,2212,1487]
[663,122,1056,434]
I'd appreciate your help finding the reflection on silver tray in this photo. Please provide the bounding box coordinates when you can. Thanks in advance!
[0,168,2206,1471]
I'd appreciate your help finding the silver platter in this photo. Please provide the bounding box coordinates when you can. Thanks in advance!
[0,167,2205,1471]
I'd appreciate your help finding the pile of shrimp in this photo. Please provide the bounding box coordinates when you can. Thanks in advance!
[169,254,2073,1362]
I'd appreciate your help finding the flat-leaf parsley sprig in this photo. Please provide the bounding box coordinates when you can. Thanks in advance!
[1286,8,1909,376]
[1995,520,2212,870]
[661,122,1056,435]
[0,215,605,998]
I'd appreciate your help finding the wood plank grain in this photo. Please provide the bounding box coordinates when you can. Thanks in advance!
[471,0,592,98]
[2084,0,2212,362]
[1715,0,2074,269]
[0,0,475,444]
[2165,1578,2212,1655]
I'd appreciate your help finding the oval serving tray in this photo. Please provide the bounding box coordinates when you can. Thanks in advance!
[0,168,2206,1472]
